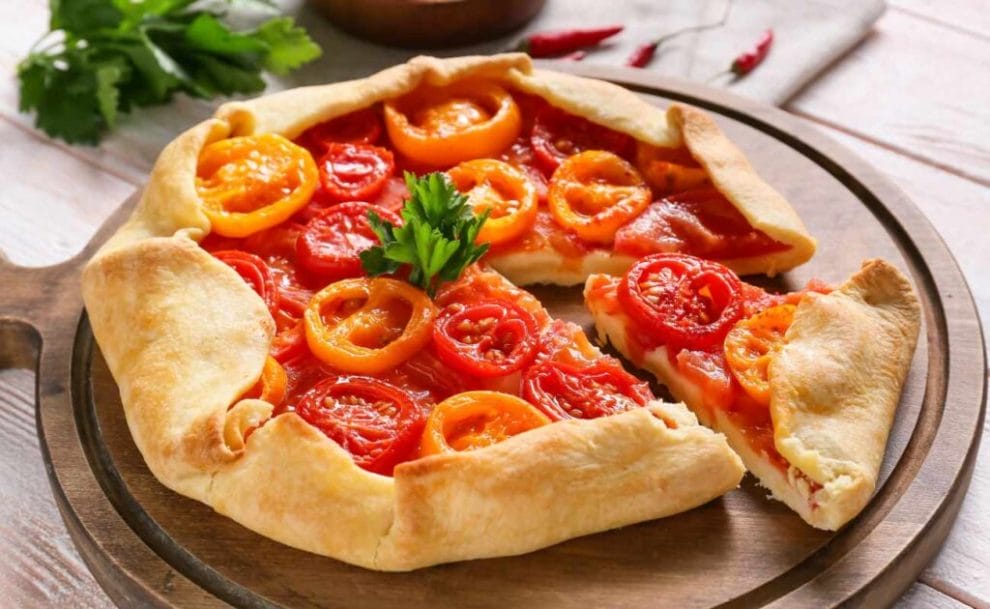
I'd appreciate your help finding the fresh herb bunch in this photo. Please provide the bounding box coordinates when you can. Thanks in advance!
[361,172,490,297]
[18,0,322,144]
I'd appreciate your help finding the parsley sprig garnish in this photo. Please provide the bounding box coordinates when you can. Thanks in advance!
[18,0,321,144]
[361,172,490,296]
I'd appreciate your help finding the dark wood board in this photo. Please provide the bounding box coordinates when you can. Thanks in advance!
[0,66,984,609]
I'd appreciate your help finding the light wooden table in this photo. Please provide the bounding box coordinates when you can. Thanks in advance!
[1,1,987,607]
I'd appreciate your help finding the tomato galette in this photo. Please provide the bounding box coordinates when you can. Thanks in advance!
[80,53,915,570]
[585,255,920,530]
[80,54,772,571]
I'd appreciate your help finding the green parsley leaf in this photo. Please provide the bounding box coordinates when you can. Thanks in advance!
[253,17,322,75]
[18,0,321,144]
[361,172,490,296]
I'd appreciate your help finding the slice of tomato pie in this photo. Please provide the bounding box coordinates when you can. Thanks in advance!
[584,254,920,529]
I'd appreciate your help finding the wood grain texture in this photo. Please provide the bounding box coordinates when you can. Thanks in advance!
[0,369,112,609]
[894,583,973,609]
[786,9,990,186]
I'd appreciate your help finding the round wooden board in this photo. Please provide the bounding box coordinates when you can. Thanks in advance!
[1,66,984,609]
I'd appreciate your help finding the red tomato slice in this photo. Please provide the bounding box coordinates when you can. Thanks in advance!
[613,188,790,260]
[530,105,633,174]
[522,360,653,421]
[371,175,411,215]
[271,317,308,363]
[295,375,425,475]
[432,300,539,378]
[296,201,401,280]
[384,348,477,406]
[618,253,744,352]
[500,135,550,200]
[280,353,333,410]
[295,108,383,157]
[318,143,395,202]
[212,250,280,317]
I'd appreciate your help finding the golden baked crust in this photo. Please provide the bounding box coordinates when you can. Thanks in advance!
[584,259,920,530]
[84,56,762,573]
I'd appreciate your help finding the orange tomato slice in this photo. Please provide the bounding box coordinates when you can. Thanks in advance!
[196,134,318,238]
[419,391,550,456]
[547,150,652,244]
[636,142,709,195]
[304,277,437,375]
[447,159,537,245]
[384,81,521,167]
[242,356,288,407]
[724,304,796,404]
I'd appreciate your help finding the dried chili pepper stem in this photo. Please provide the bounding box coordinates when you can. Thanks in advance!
[626,0,733,68]
[518,25,624,58]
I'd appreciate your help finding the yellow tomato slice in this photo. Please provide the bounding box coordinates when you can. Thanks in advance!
[242,356,288,407]
[419,391,550,456]
[548,150,652,244]
[304,277,437,375]
[447,159,537,245]
[384,81,521,167]
[724,304,796,405]
[635,141,710,194]
[196,134,318,238]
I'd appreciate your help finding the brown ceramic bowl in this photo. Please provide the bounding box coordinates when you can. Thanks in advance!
[308,0,547,49]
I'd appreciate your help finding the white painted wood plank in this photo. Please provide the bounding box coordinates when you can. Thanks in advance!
[787,9,990,185]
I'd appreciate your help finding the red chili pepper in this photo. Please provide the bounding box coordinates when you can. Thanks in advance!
[520,25,624,58]
[562,50,587,61]
[731,29,774,75]
[625,0,734,69]
[626,42,658,68]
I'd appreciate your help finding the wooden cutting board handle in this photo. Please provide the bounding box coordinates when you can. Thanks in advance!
[0,198,136,373]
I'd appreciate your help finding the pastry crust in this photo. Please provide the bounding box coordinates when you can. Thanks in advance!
[584,259,920,530]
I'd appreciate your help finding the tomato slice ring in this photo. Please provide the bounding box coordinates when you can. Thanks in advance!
[212,250,280,317]
[304,277,437,375]
[242,356,288,407]
[547,150,652,244]
[297,202,401,280]
[522,360,653,421]
[419,391,550,456]
[317,142,395,202]
[618,253,745,352]
[295,375,424,475]
[634,141,709,195]
[196,134,318,238]
[432,300,539,378]
[384,81,521,167]
[446,159,537,245]
[531,105,633,173]
[296,107,383,156]
[724,304,796,404]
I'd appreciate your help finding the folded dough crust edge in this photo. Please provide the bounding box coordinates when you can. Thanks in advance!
[584,259,920,530]
[82,237,744,570]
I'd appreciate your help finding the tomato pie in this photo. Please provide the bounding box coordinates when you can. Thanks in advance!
[585,254,920,529]
[80,54,761,571]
